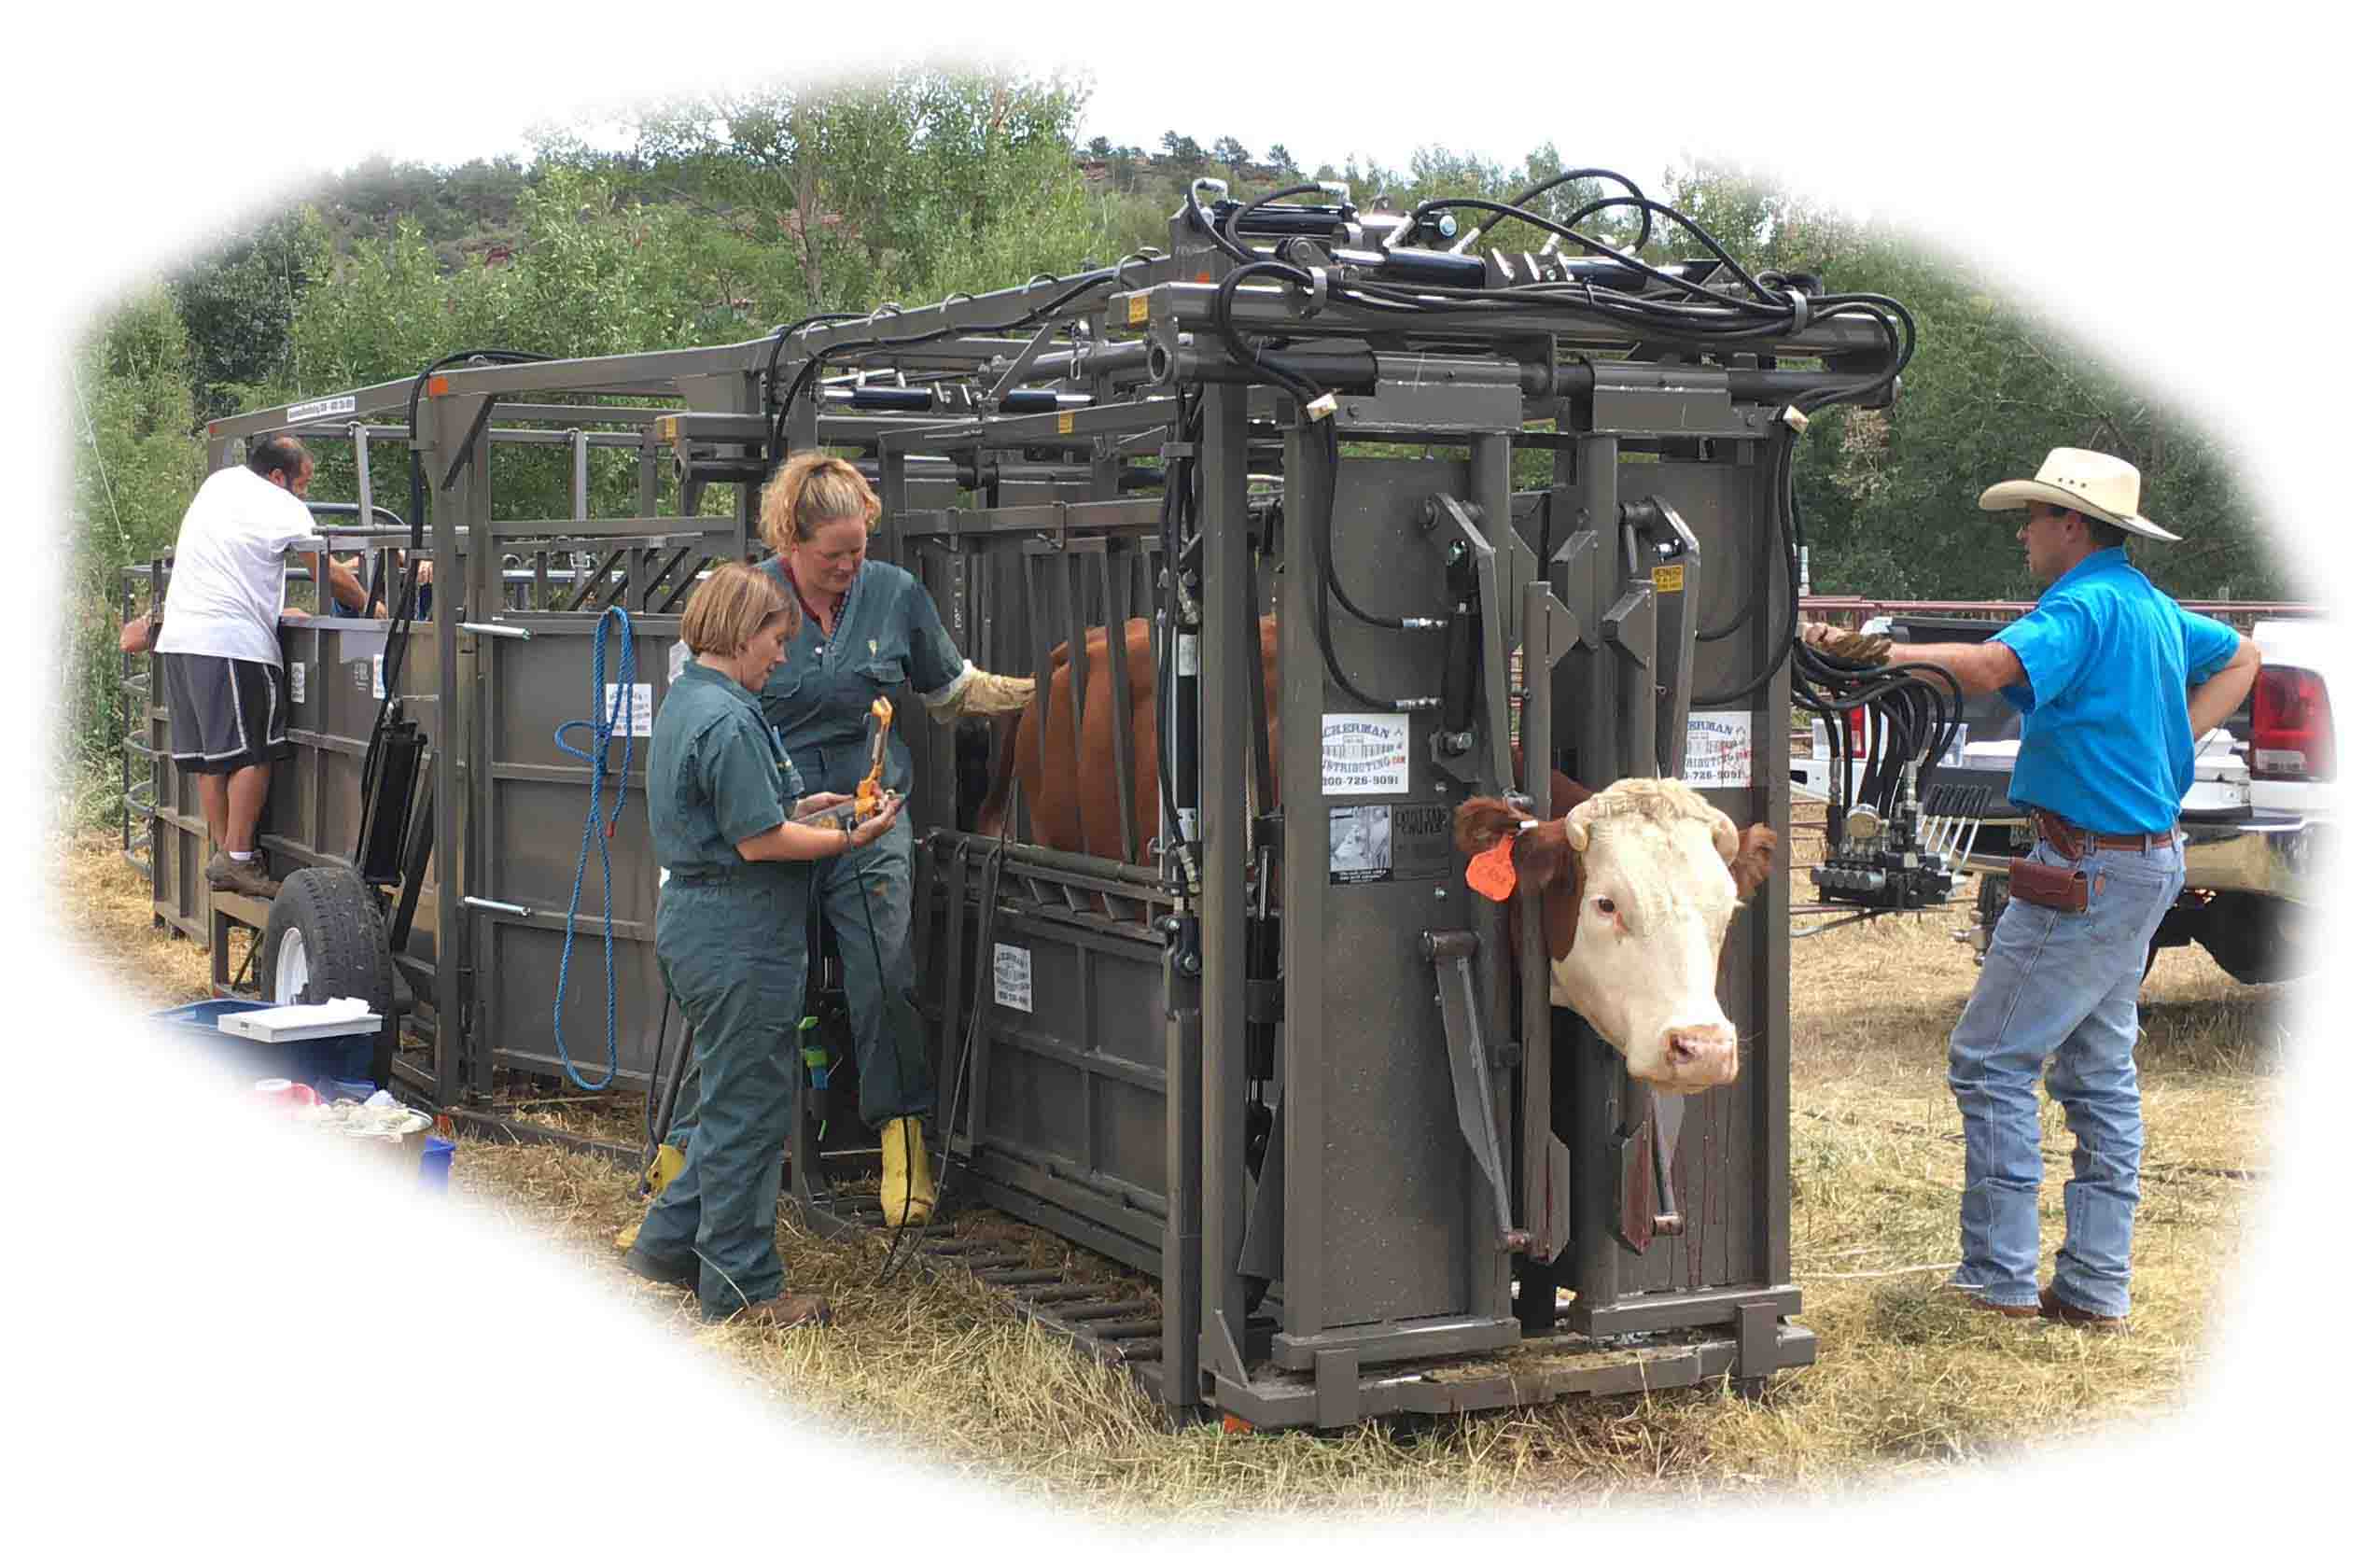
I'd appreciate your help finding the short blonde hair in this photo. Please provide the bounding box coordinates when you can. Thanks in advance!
[679,561,791,657]
[761,450,880,556]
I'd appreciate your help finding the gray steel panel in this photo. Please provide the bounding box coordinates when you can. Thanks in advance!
[972,914,1171,1214]
[1280,450,1485,1335]
[483,917,670,1085]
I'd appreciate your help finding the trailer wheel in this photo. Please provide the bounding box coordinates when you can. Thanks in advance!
[2199,892,2314,987]
[259,867,398,1077]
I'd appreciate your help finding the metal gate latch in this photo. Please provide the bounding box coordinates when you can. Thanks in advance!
[1421,930,1529,1253]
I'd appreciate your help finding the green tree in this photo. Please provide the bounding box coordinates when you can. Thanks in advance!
[169,212,315,422]
[62,289,203,827]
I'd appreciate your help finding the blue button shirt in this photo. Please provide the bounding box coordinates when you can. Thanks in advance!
[1991,547,2239,834]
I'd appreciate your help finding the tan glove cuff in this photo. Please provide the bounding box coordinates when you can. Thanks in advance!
[929,668,1037,721]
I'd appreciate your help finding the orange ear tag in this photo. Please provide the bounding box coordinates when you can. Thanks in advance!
[1465,835,1518,902]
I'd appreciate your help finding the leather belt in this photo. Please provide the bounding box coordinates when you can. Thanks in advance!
[2031,808,2176,857]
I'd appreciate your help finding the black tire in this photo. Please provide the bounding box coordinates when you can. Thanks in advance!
[259,867,398,1082]
[2199,892,2313,987]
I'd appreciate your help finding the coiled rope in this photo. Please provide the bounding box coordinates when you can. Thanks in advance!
[553,607,636,1090]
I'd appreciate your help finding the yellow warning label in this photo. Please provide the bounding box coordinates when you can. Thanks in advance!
[1057,412,1075,435]
[1126,294,1149,326]
[1654,565,1686,593]
[655,415,678,443]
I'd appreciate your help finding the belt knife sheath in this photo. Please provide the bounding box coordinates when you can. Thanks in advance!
[2008,856,2089,914]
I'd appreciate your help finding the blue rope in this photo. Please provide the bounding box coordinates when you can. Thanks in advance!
[553,607,636,1091]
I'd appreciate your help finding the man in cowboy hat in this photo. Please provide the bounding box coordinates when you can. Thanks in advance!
[1804,447,2261,1332]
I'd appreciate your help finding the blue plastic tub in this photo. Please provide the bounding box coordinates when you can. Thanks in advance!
[148,999,376,1087]
[419,1136,455,1193]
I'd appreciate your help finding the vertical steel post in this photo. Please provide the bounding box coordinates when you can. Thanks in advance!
[1186,383,1249,1410]
[425,392,468,1104]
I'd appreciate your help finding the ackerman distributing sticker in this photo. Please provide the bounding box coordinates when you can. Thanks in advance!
[993,943,1032,1013]
[1683,710,1753,789]
[286,394,357,424]
[1321,712,1410,795]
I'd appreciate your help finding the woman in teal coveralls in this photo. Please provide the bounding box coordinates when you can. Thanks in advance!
[756,453,1034,1226]
[626,562,903,1326]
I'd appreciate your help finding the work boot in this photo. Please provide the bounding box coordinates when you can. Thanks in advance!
[733,1292,832,1329]
[2041,1286,2132,1335]
[621,1246,698,1292]
[204,850,238,889]
[612,1144,690,1252]
[217,853,280,900]
[878,1115,936,1228]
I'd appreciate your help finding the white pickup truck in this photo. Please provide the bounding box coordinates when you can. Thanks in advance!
[1794,613,2330,984]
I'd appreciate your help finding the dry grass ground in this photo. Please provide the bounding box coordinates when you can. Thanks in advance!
[59,813,2287,1519]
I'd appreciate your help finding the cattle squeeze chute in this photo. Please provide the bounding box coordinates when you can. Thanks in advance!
[154,173,1908,1430]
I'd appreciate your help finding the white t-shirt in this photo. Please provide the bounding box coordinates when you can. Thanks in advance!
[155,466,319,666]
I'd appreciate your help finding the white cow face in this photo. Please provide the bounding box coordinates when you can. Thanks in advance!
[1461,778,1775,1094]
[1548,793,1753,1091]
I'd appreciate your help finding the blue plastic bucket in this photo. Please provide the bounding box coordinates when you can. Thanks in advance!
[419,1137,455,1193]
[147,999,376,1087]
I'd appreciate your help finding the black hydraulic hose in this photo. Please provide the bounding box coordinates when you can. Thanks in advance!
[1406,197,1766,310]
[1212,260,1326,404]
[762,312,869,461]
[1222,183,1338,260]
[1308,422,1416,713]
[1692,426,1805,707]
[1472,167,1651,253]
[769,267,1126,460]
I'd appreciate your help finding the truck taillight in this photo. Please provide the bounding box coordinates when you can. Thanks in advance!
[1847,706,1867,760]
[2250,665,2333,780]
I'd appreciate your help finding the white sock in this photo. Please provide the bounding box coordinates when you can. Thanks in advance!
[230,850,255,862]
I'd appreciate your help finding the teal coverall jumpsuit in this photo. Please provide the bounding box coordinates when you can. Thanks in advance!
[760,556,968,1133]
[630,661,813,1320]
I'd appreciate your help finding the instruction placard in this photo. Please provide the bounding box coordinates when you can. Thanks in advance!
[1321,713,1411,796]
[1684,709,1753,789]
[1328,805,1393,884]
[1392,803,1452,881]
[605,682,654,737]
[287,661,305,706]
[993,943,1032,1013]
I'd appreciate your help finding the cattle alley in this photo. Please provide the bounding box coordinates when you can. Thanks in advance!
[56,814,2285,1515]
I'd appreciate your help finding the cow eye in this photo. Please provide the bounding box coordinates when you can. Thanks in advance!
[1592,896,1618,917]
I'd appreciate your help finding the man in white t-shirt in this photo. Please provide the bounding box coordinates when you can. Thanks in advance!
[144,435,329,899]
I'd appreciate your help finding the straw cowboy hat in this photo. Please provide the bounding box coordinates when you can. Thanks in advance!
[1978,447,2180,542]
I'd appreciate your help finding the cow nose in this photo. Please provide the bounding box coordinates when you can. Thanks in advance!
[1663,1025,1735,1071]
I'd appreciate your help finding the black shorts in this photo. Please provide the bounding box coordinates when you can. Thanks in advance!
[163,653,290,775]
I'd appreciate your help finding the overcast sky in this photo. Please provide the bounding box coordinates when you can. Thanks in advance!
[7,3,2372,1559]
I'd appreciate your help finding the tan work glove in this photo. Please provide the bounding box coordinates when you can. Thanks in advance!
[1800,622,1894,669]
[928,668,1037,722]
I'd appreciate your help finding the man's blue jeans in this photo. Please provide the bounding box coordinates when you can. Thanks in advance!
[1948,838,2185,1315]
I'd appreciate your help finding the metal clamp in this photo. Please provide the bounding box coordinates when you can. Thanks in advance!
[460,622,532,641]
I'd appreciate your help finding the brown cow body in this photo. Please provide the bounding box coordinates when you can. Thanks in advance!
[978,615,1279,865]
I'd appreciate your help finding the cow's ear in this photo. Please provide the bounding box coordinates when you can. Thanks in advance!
[1728,822,1778,899]
[1453,796,1525,856]
[1513,821,1576,898]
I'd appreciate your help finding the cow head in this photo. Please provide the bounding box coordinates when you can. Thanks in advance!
[1454,778,1777,1092]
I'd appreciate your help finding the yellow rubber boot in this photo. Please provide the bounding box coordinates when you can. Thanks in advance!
[879,1116,936,1228]
[613,1143,689,1251]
